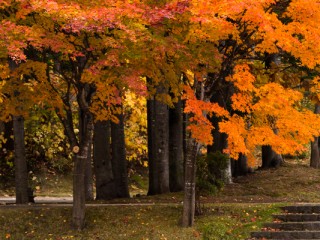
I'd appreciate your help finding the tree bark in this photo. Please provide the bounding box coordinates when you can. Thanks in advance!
[169,99,184,192]
[181,138,198,227]
[261,145,283,168]
[72,153,87,230]
[232,153,249,177]
[111,112,130,198]
[93,121,116,199]
[84,138,94,201]
[72,86,94,230]
[147,89,170,195]
[72,111,93,230]
[79,109,94,201]
[147,98,157,195]
[13,115,28,204]
[310,103,320,168]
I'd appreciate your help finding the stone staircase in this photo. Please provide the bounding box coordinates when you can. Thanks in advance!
[250,205,320,239]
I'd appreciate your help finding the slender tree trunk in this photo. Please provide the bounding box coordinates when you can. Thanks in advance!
[261,145,283,168]
[169,99,184,192]
[13,115,28,204]
[181,138,198,227]
[84,138,94,201]
[93,121,116,199]
[310,137,320,168]
[72,107,94,230]
[72,152,87,230]
[111,111,130,198]
[147,98,157,195]
[310,104,320,168]
[232,153,249,177]
[79,109,94,201]
[155,96,170,193]
[147,85,170,195]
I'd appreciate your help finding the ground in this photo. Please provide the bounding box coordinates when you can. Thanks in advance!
[0,158,319,239]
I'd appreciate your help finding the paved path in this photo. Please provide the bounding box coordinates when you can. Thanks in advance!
[0,196,73,204]
[0,196,183,208]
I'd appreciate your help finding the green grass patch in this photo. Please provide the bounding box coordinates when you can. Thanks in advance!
[197,203,282,240]
[0,203,282,240]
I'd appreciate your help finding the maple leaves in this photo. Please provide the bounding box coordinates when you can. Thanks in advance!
[0,0,319,167]
[221,64,320,165]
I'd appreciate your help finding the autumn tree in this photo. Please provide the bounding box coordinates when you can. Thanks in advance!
[179,0,320,227]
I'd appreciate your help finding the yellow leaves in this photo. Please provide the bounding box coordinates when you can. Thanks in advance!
[124,90,147,162]
[0,63,9,79]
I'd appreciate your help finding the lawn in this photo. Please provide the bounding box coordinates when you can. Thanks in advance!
[0,158,319,239]
[0,203,281,240]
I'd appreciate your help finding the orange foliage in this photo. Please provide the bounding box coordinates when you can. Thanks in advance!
[0,0,320,168]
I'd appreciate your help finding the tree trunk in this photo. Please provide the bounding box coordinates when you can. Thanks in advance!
[79,109,94,201]
[84,138,94,201]
[232,153,249,177]
[72,108,93,230]
[13,115,28,204]
[93,121,116,199]
[72,153,87,230]
[169,99,184,192]
[111,112,130,198]
[310,104,320,168]
[181,138,198,227]
[310,137,320,168]
[261,145,283,168]
[147,85,170,195]
[147,98,157,195]
[208,115,232,183]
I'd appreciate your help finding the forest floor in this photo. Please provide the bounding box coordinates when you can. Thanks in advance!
[0,158,319,239]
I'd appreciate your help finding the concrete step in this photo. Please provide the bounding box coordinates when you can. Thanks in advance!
[273,214,320,222]
[281,205,320,214]
[264,222,320,231]
[251,231,320,239]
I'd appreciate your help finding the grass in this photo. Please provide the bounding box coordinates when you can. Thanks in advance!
[0,204,281,240]
[1,158,320,239]
[212,158,320,203]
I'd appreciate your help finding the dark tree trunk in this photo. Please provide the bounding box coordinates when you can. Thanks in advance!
[147,80,170,195]
[72,112,93,230]
[111,112,130,198]
[79,109,94,201]
[169,99,184,192]
[261,145,283,168]
[13,115,28,204]
[310,104,320,168]
[147,98,157,195]
[310,137,320,168]
[72,85,94,230]
[232,153,249,177]
[84,138,94,201]
[147,86,170,195]
[72,152,87,230]
[93,121,116,199]
[181,138,198,227]
[207,114,232,183]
